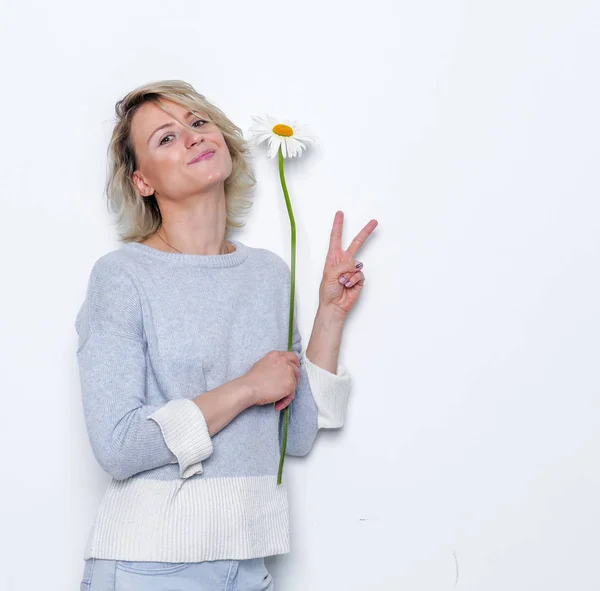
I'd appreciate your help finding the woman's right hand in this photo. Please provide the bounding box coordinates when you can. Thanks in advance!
[242,351,301,411]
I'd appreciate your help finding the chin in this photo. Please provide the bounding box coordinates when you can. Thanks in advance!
[186,175,229,196]
[202,157,232,179]
[206,169,230,186]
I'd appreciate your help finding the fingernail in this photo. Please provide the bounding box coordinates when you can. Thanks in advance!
[355,261,363,269]
[339,276,347,285]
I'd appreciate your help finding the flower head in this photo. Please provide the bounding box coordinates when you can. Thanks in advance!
[249,115,316,159]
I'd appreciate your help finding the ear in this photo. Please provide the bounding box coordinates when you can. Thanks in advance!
[132,171,154,197]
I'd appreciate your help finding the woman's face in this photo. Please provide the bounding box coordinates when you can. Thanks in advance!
[130,99,233,201]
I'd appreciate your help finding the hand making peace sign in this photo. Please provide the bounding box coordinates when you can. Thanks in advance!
[319,211,379,319]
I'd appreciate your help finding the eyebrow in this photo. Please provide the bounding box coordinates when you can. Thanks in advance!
[147,111,200,145]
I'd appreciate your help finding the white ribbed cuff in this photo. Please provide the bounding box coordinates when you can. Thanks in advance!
[148,399,213,479]
[302,351,352,429]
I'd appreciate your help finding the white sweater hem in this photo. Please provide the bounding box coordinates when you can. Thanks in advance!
[83,474,290,562]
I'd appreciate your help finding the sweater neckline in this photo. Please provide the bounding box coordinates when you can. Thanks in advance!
[122,238,249,268]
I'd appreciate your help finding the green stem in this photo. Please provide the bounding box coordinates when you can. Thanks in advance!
[277,145,296,485]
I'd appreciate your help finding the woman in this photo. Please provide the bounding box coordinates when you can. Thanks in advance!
[75,80,378,590]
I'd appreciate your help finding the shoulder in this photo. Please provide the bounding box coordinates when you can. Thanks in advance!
[86,245,144,293]
[91,242,139,272]
[246,244,291,278]
[76,247,143,341]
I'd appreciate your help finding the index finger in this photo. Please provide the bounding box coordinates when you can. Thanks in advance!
[346,219,378,258]
[328,210,344,254]
[285,352,300,367]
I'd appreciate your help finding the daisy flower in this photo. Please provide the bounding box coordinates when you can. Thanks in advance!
[249,113,318,484]
[250,115,317,159]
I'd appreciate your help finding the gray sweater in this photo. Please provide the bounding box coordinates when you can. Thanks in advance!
[75,238,351,562]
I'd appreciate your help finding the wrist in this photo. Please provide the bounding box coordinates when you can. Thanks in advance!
[235,376,258,409]
[306,306,346,374]
[316,304,347,325]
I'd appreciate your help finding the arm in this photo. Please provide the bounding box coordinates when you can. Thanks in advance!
[293,210,378,432]
[279,300,352,456]
[304,306,351,429]
[278,210,377,454]
[76,258,250,481]
[192,378,255,436]
[306,306,344,374]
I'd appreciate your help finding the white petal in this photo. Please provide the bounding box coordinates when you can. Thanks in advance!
[294,127,317,143]
[289,137,306,150]
[248,127,270,142]
[251,115,271,125]
[284,137,300,157]
[253,132,272,146]
[249,121,267,132]
[251,124,273,136]
[294,144,306,157]
[287,139,296,158]
[294,122,314,132]
[267,136,282,159]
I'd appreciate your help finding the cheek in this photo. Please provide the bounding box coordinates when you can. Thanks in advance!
[223,149,233,175]
[199,152,231,183]
[214,134,233,170]
[199,147,232,180]
[146,152,183,186]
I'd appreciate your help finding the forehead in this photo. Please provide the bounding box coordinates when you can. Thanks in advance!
[130,99,209,143]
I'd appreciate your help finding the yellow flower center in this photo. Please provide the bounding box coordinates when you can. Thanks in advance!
[272,124,294,137]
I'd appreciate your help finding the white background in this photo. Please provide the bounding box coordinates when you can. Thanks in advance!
[1,0,599,589]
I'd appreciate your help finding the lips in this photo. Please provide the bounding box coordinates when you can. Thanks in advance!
[189,149,215,164]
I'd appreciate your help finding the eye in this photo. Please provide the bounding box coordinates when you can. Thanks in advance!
[159,134,175,146]
[191,118,208,128]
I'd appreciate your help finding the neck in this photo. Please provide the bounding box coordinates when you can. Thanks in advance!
[149,188,231,255]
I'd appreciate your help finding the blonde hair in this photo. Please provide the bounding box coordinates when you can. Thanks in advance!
[106,80,256,243]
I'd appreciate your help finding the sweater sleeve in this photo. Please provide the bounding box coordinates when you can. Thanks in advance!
[279,299,352,457]
[75,257,213,481]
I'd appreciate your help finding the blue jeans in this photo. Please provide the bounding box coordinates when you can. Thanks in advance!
[80,557,274,590]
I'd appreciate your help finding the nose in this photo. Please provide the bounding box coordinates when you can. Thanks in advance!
[184,127,203,149]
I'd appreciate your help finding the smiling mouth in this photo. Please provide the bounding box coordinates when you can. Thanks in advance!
[189,150,215,164]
